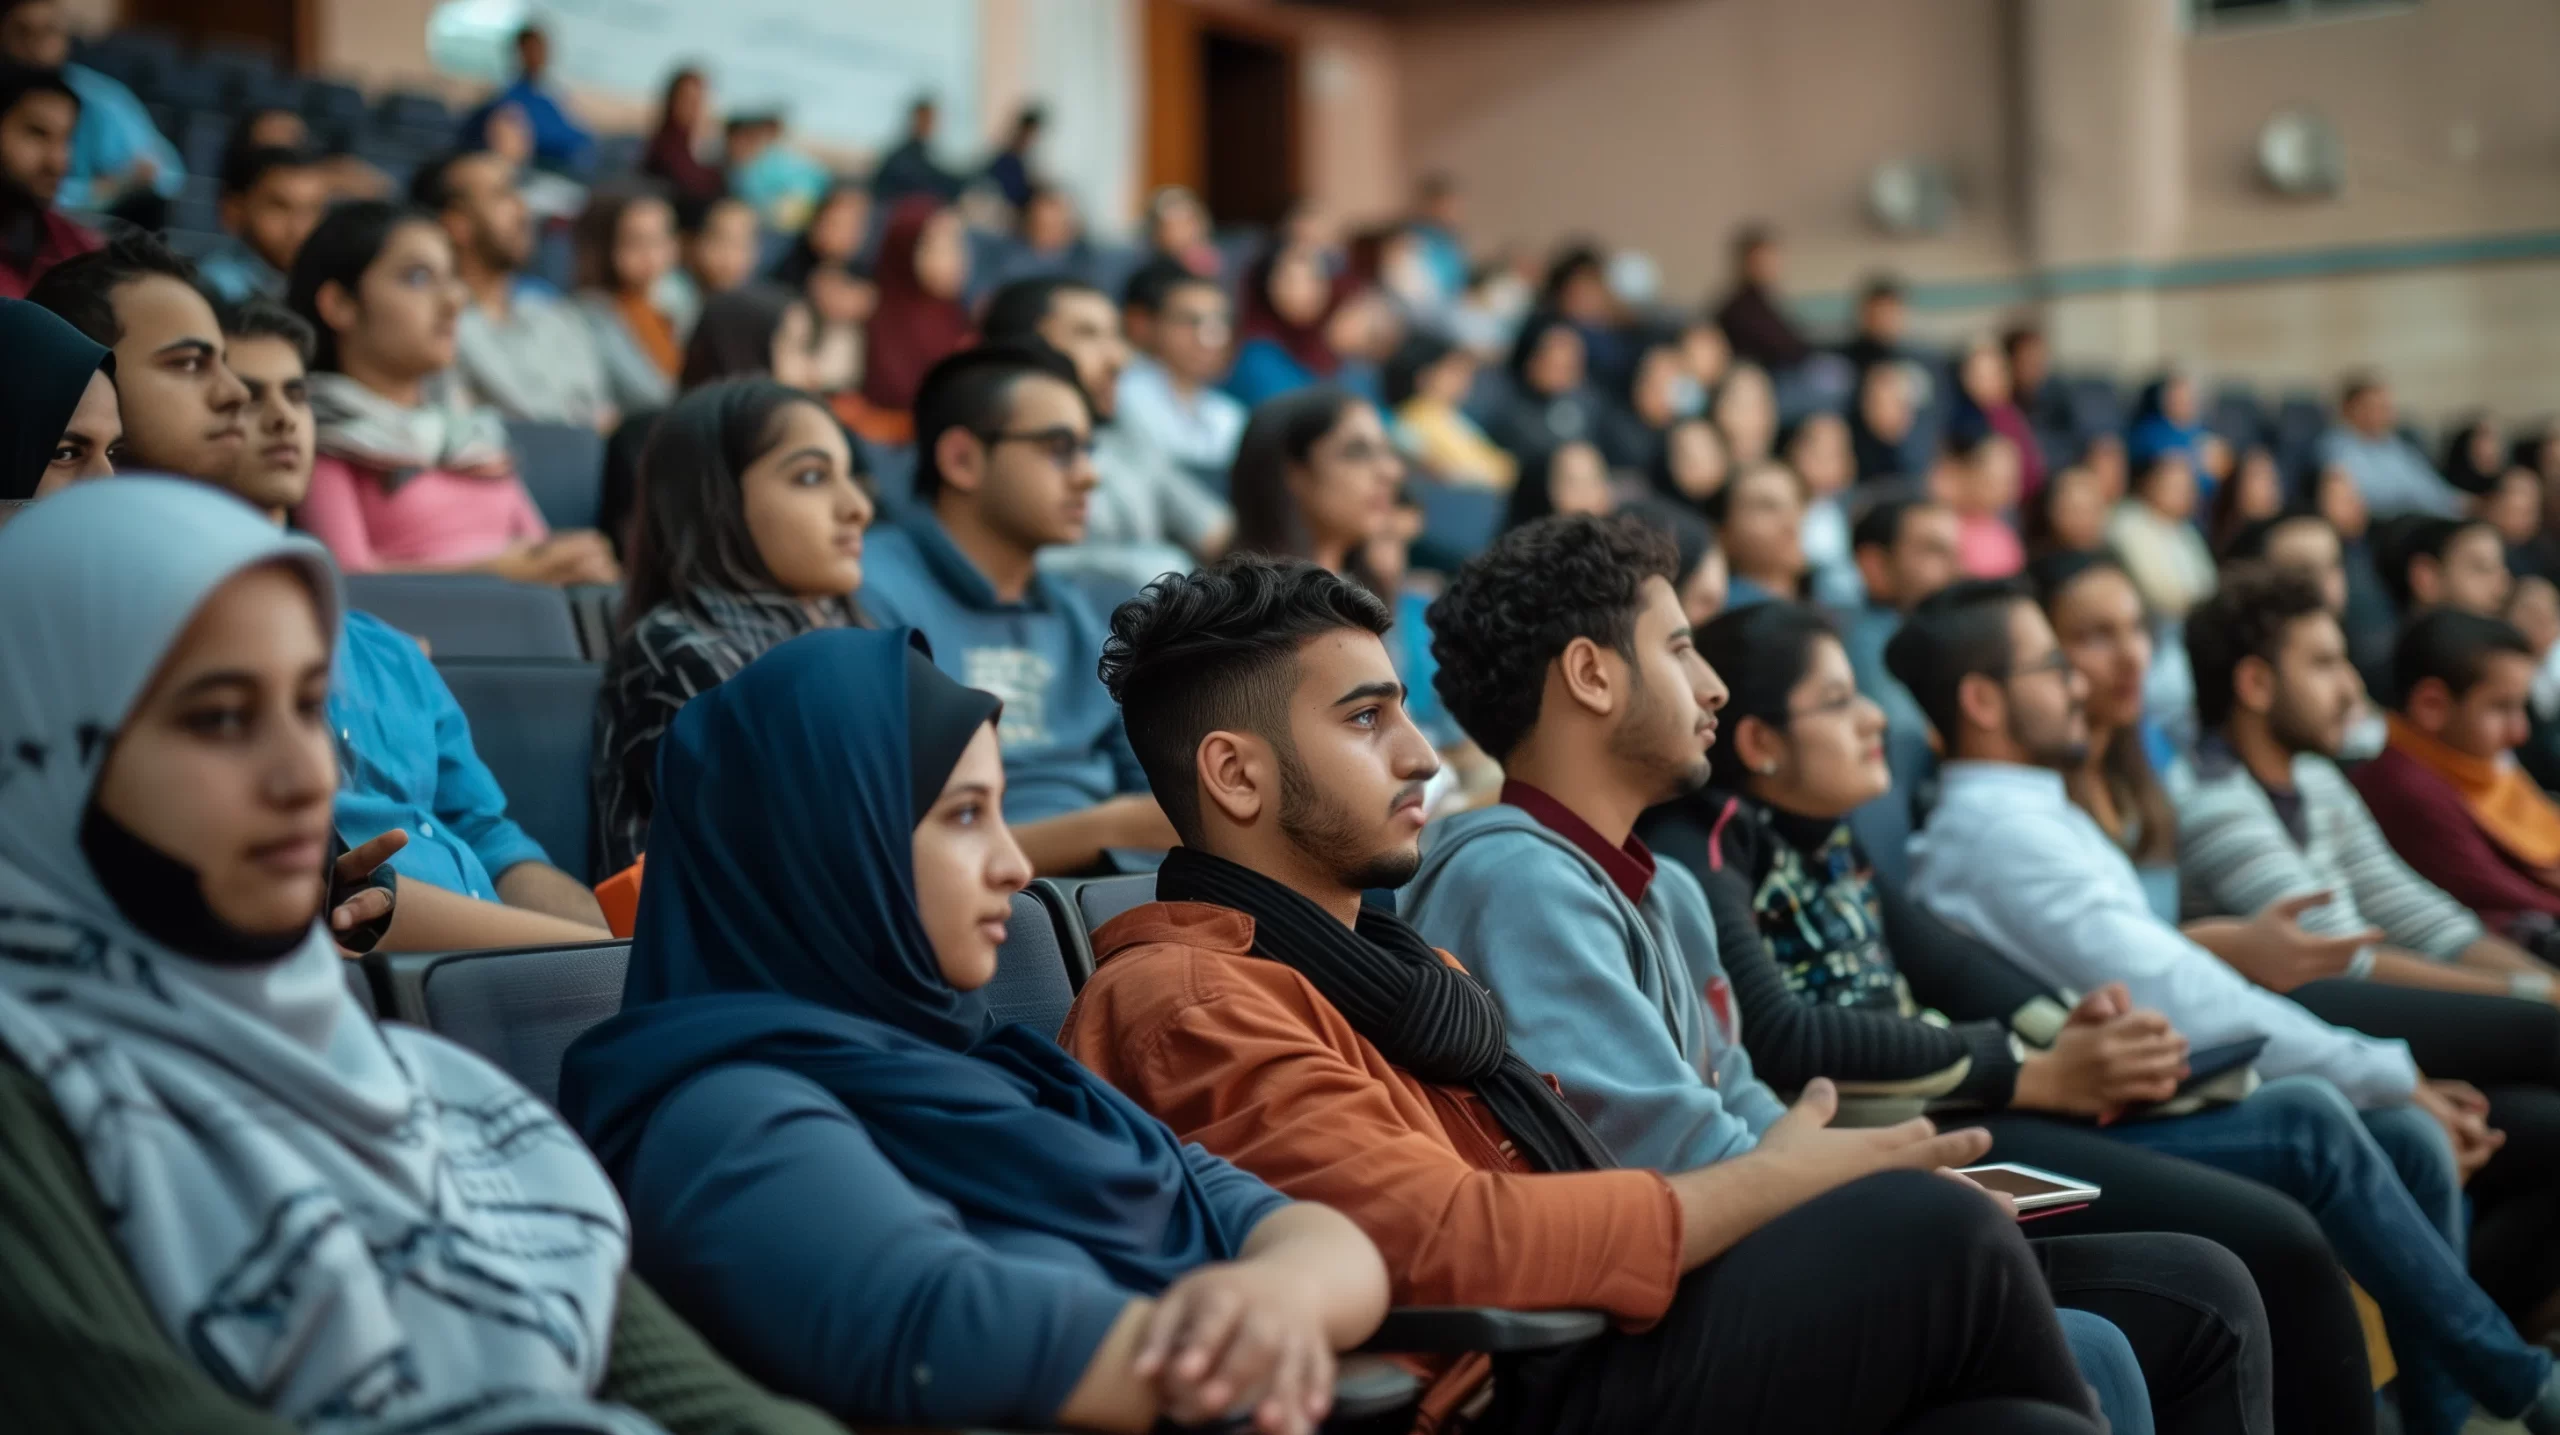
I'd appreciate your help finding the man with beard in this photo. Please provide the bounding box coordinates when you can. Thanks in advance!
[1896,578,2560,1435]
[412,148,615,430]
[1068,552,2116,1435]
[0,60,90,298]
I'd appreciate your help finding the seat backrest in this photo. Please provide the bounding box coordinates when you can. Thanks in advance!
[508,419,608,532]
[1074,874,1156,957]
[344,958,378,1017]
[418,942,631,1106]
[349,573,584,660]
[984,888,1079,1037]
[431,659,604,884]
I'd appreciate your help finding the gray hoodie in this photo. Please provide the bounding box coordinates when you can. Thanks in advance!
[1404,802,1784,1172]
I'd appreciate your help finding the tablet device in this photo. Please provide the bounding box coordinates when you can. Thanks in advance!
[1957,1163,2101,1212]
[2176,1036,2267,1096]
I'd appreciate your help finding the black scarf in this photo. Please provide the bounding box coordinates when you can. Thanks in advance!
[1155,847,1615,1174]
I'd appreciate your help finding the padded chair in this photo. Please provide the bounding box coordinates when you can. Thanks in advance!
[1408,477,1502,574]
[509,419,608,532]
[374,90,453,136]
[984,885,1092,1035]
[1073,873,1157,955]
[344,957,379,1018]
[432,659,604,884]
[396,940,632,1106]
[348,573,584,660]
[565,584,623,662]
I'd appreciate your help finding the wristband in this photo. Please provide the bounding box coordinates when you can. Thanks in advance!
[2510,971,2555,1001]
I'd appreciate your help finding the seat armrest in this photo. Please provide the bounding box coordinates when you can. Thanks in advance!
[1356,1306,1607,1354]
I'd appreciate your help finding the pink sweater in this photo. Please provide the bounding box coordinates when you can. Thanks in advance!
[297,455,548,572]
[1956,511,2025,579]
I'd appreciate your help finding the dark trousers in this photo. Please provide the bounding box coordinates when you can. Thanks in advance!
[1974,1112,2374,1435]
[2294,979,2560,1327]
[1478,1170,2102,1435]
[2038,1231,2274,1435]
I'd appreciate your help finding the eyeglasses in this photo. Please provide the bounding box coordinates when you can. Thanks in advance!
[2004,650,2076,683]
[979,426,1095,467]
[1784,690,1872,725]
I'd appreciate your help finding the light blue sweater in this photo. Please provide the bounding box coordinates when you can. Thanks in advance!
[1403,803,1785,1171]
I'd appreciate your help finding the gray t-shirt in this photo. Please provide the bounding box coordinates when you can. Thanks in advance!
[454,288,613,428]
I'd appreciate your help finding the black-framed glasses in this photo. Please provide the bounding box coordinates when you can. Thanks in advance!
[2004,650,2075,683]
[979,426,1095,467]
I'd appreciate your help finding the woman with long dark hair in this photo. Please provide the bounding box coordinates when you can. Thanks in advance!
[1225,242,1343,407]
[593,378,873,876]
[641,65,725,205]
[571,183,682,407]
[858,197,972,416]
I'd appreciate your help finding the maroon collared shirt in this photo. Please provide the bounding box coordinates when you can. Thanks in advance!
[1501,779,1657,905]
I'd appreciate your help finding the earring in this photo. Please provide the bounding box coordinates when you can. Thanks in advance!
[1756,761,1778,775]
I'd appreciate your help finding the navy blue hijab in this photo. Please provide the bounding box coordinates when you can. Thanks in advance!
[558,627,1253,1289]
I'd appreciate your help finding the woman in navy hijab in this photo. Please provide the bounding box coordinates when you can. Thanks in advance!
[559,628,1388,1434]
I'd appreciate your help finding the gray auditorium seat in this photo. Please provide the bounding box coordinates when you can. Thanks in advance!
[1073,874,1156,950]
[348,573,584,660]
[983,888,1080,1037]
[415,941,631,1107]
[432,659,604,884]
[508,418,608,532]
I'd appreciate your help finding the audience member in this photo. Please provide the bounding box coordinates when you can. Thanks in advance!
[2210,445,2285,556]
[768,180,868,293]
[857,342,1174,873]
[198,144,326,304]
[664,191,759,339]
[2036,556,2183,891]
[415,149,618,430]
[1889,577,2560,1435]
[1598,338,1690,476]
[2226,512,2349,613]
[467,23,594,174]
[564,625,1388,1434]
[1502,437,1611,531]
[1958,335,2048,497]
[1144,183,1222,280]
[1846,495,1962,747]
[679,279,855,394]
[1227,242,1344,407]
[570,184,682,407]
[2109,445,2217,620]
[221,102,390,202]
[1625,495,1727,627]
[1711,360,1779,468]
[859,197,972,416]
[0,0,177,219]
[1647,412,1731,510]
[2381,513,2513,620]
[640,64,724,204]
[1841,275,1909,383]
[1783,410,1859,605]
[723,110,827,233]
[1118,256,1247,485]
[2441,416,2508,497]
[1933,423,2026,579]
[0,292,113,498]
[2128,372,2231,504]
[0,60,92,297]
[873,95,960,202]
[2321,372,2463,520]
[593,378,872,876]
[981,274,1231,586]
[980,182,1095,295]
[1851,359,1928,482]
[2025,460,2110,559]
[1712,223,1811,372]
[0,478,827,1434]
[2357,608,2560,933]
[1069,553,2113,1433]
[973,101,1045,210]
[1410,521,2274,1435]
[288,201,616,583]
[27,233,246,483]
[1484,311,1601,461]
[2004,325,2075,461]
[1706,461,1806,610]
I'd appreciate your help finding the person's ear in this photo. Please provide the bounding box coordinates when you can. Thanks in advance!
[933,426,988,499]
[1197,729,1272,829]
[1552,634,1620,719]
[2234,653,2278,716]
[1955,671,2005,740]
[1853,545,1889,599]
[314,278,361,342]
[2406,677,2454,732]
[1731,715,1787,778]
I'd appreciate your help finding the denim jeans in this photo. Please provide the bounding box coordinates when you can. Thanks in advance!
[2059,1309,2154,1435]
[2106,1075,2550,1435]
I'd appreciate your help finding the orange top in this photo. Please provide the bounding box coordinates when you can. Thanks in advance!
[616,290,683,379]
[1060,901,1685,1425]
[2384,712,2560,873]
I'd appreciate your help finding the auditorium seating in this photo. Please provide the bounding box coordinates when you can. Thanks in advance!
[508,418,609,532]
[348,573,586,660]
[432,658,605,884]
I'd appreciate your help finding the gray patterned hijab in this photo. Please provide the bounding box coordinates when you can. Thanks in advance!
[0,479,654,1434]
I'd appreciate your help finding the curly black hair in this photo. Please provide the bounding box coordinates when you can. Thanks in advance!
[2186,563,2332,733]
[1425,514,1680,761]
[1100,554,1392,845]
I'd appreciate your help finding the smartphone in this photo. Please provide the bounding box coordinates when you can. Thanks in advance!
[1958,1162,2102,1213]
[2175,1036,2267,1095]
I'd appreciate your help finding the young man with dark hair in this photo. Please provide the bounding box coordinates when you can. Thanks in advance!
[1894,577,2560,1435]
[1117,256,1244,482]
[1066,550,2114,1435]
[0,0,181,219]
[1841,272,1907,382]
[414,148,615,429]
[28,232,248,481]
[857,341,1176,875]
[2180,566,2554,1001]
[198,144,327,303]
[1846,494,1962,743]
[0,58,92,297]
[2356,608,2560,931]
[979,274,1230,585]
[2378,514,2512,618]
[467,21,593,174]
[872,95,958,203]
[1712,222,1809,371]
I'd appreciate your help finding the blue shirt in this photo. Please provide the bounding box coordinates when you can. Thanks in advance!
[329,610,552,901]
[194,238,285,305]
[857,513,1149,822]
[471,78,594,171]
[1223,338,1319,407]
[58,64,182,211]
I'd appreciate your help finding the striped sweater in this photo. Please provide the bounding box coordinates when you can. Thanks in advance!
[2175,745,2482,961]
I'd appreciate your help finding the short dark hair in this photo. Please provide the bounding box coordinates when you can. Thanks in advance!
[1100,555,1394,844]
[2339,371,2382,409]
[1731,223,1774,261]
[220,294,315,365]
[2393,607,2534,709]
[1883,578,2029,744]
[1852,495,1939,556]
[1698,601,1840,733]
[2374,514,2499,611]
[979,275,1105,345]
[1858,273,1905,306]
[1381,332,1457,408]
[1426,515,1681,762]
[0,62,78,127]
[909,340,1082,503]
[287,200,439,373]
[2220,510,2332,565]
[2186,565,2332,732]
[406,148,487,216]
[1121,254,1217,316]
[218,142,316,200]
[672,190,745,239]
[26,231,202,347]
